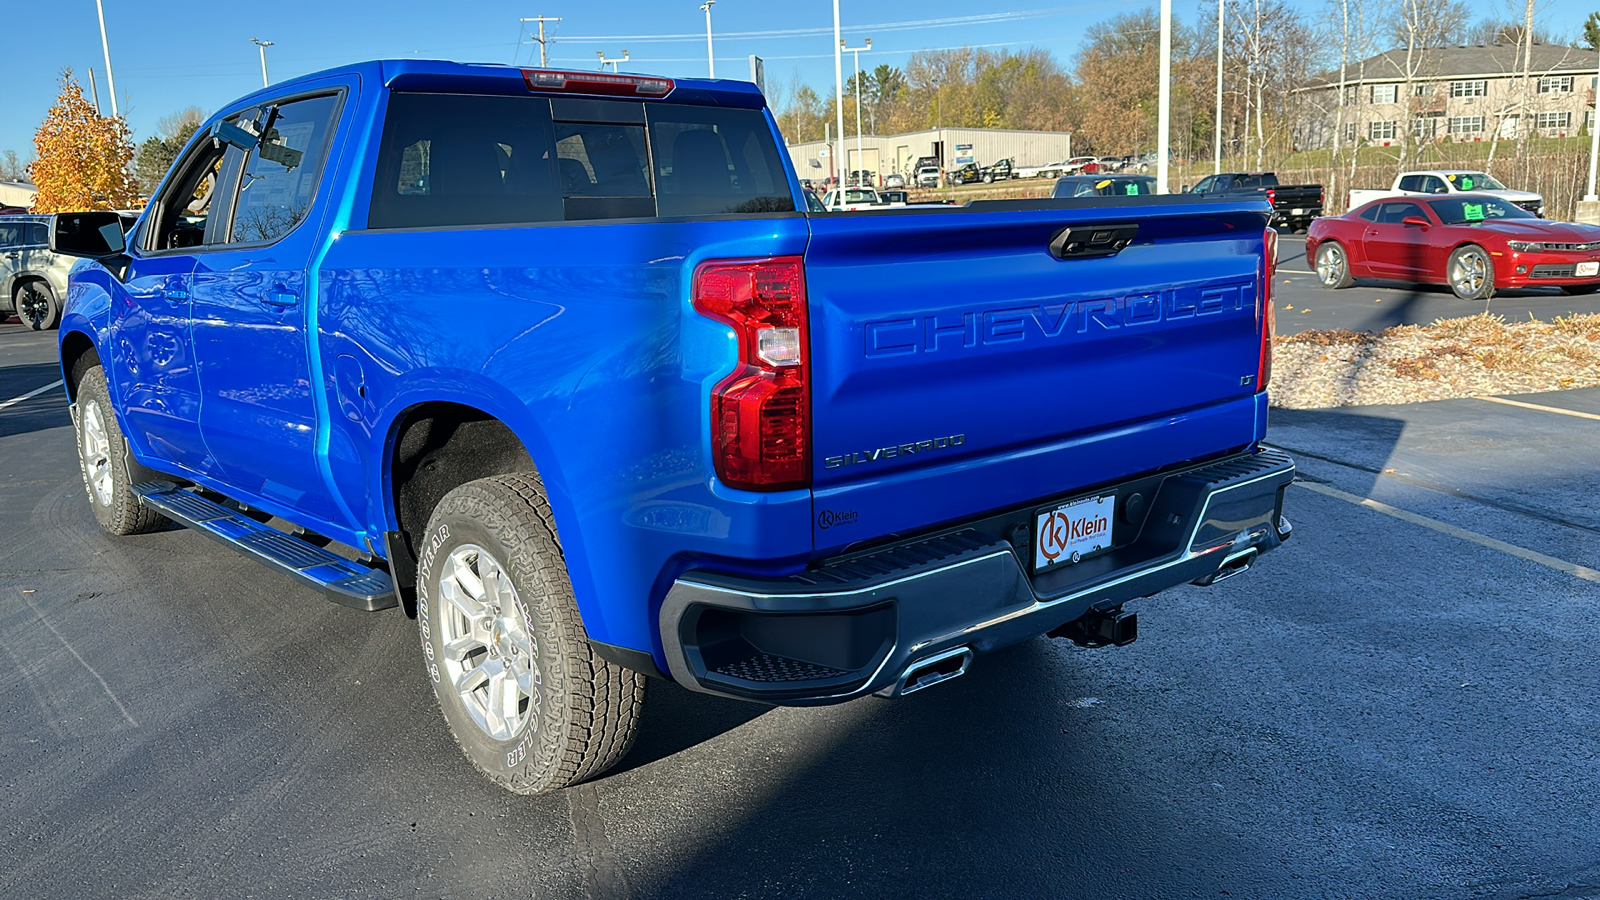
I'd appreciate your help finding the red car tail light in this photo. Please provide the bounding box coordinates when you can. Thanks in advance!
[1259,227,1277,392]
[692,258,810,491]
[522,69,674,97]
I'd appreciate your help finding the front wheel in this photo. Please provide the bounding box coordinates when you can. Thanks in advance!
[74,365,169,535]
[1447,245,1495,300]
[15,280,60,331]
[417,473,644,795]
[982,174,994,184]
[1314,241,1354,289]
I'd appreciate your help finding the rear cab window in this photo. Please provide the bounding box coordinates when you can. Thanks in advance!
[367,91,795,229]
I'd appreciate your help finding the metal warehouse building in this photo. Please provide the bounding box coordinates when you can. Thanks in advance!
[786,127,1074,183]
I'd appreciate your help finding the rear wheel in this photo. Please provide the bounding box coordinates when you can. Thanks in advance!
[1314,241,1354,289]
[982,173,994,184]
[1560,284,1600,295]
[15,280,60,331]
[1447,245,1494,300]
[417,473,644,795]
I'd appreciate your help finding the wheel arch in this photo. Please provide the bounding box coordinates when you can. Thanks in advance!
[59,328,100,401]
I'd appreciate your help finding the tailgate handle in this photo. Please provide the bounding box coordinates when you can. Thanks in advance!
[1048,223,1138,260]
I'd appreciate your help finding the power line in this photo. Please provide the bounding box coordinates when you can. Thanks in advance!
[555,6,1087,44]
[520,16,562,67]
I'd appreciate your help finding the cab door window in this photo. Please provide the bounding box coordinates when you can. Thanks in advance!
[143,137,244,252]
[227,94,340,244]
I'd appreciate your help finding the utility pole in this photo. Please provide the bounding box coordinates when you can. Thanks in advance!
[831,0,845,208]
[88,67,102,116]
[1158,0,1172,193]
[1214,0,1224,174]
[597,50,630,73]
[521,16,561,67]
[842,38,871,186]
[94,0,118,118]
[251,38,273,88]
[700,0,716,78]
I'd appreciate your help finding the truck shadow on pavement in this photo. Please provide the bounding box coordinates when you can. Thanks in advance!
[0,362,70,440]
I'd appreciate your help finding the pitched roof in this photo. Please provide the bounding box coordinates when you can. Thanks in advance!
[1306,43,1599,88]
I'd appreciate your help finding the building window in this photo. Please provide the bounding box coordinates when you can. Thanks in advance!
[1368,120,1397,140]
[1343,85,1358,104]
[1413,83,1433,96]
[1538,76,1574,94]
[1370,84,1398,104]
[1343,122,1357,142]
[1535,111,1572,130]
[1450,80,1487,98]
[1589,110,1596,131]
[1447,116,1484,135]
[1413,117,1438,139]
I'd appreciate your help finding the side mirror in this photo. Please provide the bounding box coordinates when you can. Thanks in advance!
[1181,184,1191,193]
[50,212,127,259]
[209,118,260,152]
[1401,215,1431,228]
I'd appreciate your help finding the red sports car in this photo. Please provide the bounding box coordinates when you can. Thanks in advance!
[1306,193,1600,300]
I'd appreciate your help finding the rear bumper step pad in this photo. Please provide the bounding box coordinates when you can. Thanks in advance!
[134,482,397,611]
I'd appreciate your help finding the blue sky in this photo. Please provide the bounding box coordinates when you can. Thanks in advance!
[3,0,1598,163]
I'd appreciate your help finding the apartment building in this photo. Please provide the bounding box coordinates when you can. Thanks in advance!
[1297,43,1600,148]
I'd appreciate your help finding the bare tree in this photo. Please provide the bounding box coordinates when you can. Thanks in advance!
[0,150,27,182]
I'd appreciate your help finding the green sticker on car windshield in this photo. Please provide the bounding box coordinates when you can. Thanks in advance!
[1460,175,1475,190]
[1125,183,1140,195]
[1463,202,1485,221]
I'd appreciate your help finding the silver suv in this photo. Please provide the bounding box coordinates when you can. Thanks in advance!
[1,215,72,330]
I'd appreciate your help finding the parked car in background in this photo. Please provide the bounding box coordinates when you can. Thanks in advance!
[1306,193,1600,300]
[947,163,983,185]
[819,187,906,210]
[847,169,876,188]
[1,214,72,329]
[915,165,942,188]
[878,189,909,204]
[46,60,1294,796]
[1188,172,1324,231]
[1051,175,1157,199]
[1347,170,1544,218]
[1015,157,1080,179]
[979,158,1017,182]
[1096,157,1124,172]
[883,172,905,188]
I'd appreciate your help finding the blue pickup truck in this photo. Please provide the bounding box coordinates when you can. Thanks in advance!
[49,61,1293,794]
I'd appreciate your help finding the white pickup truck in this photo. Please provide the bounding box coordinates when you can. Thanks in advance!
[819,187,908,211]
[1348,170,1545,217]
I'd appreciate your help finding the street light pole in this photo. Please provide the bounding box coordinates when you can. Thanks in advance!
[842,38,871,186]
[831,0,845,208]
[251,38,274,88]
[700,0,716,78]
[1214,0,1224,175]
[1157,0,1172,193]
[597,50,630,73]
[94,0,118,118]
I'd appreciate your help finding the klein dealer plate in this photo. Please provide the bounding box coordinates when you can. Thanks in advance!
[1033,494,1114,573]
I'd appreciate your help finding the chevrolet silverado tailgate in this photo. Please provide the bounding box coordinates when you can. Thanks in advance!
[804,198,1273,551]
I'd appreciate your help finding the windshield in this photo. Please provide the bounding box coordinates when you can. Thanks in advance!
[1429,196,1535,224]
[1447,172,1507,191]
[1052,177,1155,199]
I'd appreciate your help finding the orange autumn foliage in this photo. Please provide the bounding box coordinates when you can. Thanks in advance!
[29,68,140,213]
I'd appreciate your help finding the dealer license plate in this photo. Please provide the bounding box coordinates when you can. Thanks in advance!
[1034,495,1115,573]
[1577,261,1599,277]
[1291,207,1305,216]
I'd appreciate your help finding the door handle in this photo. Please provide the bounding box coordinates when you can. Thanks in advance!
[162,287,190,303]
[262,288,299,310]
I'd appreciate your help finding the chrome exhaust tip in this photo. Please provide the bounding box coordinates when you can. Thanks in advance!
[894,646,973,697]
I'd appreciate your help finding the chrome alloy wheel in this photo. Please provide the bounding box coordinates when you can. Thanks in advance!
[436,544,539,741]
[79,400,114,507]
[1316,244,1345,286]
[1450,248,1488,296]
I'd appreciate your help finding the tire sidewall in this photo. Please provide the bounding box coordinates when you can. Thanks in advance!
[416,506,567,790]
[19,281,58,331]
[76,370,129,531]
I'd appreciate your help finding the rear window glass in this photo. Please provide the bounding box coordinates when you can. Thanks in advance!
[368,92,793,230]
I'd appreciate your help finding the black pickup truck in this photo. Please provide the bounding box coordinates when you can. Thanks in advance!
[1188,172,1323,231]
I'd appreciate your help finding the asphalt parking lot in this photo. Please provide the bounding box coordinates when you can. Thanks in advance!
[3,318,1599,899]
[1274,235,1600,334]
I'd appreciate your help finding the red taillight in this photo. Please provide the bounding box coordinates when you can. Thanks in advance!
[522,69,674,97]
[1259,227,1277,392]
[692,258,810,491]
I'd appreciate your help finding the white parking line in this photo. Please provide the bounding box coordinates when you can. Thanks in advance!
[0,380,64,412]
[1479,396,1600,422]
[1295,481,1600,583]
